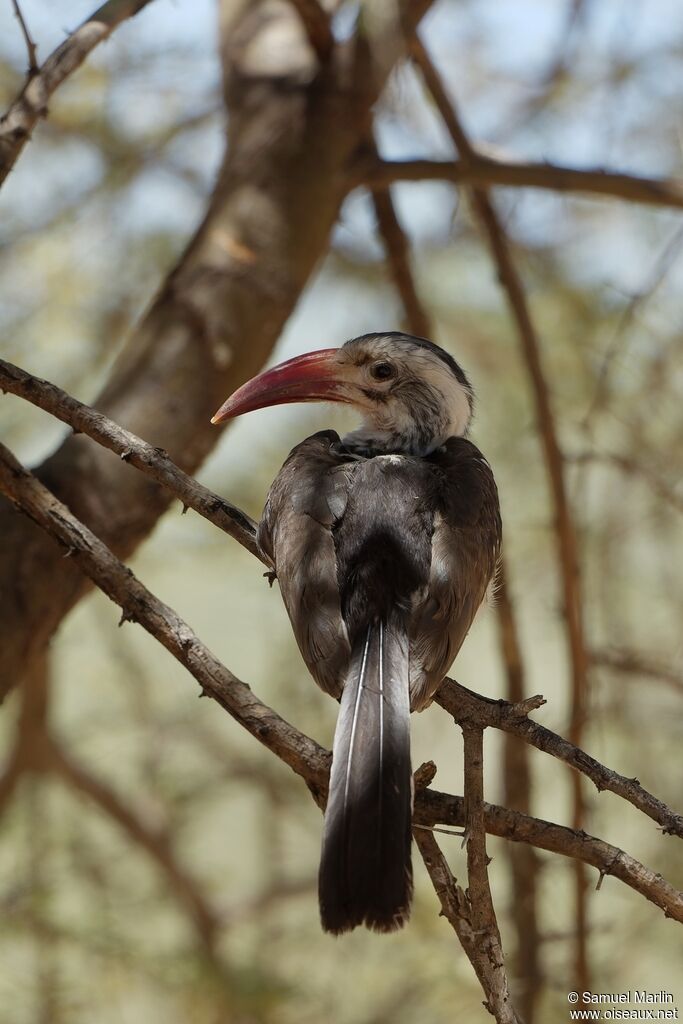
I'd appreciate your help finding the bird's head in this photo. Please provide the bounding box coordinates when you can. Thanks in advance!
[211,332,473,456]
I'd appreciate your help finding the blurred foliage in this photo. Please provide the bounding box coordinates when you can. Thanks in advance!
[0,1,682,1022]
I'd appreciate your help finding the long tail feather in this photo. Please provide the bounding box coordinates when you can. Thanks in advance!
[319,620,413,934]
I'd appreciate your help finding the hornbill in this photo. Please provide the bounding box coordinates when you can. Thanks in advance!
[212,332,501,935]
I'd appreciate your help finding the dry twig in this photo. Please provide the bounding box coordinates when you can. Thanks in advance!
[11,0,38,74]
[0,439,329,794]
[462,725,520,1023]
[495,566,541,1022]
[0,359,265,564]
[366,136,433,338]
[359,156,683,213]
[416,789,683,924]
[414,829,506,1016]
[0,0,156,186]
[436,680,683,838]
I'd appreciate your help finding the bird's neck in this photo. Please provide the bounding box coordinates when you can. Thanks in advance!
[342,422,448,458]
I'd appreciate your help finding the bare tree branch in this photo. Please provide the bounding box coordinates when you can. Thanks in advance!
[0,439,330,796]
[0,358,265,565]
[417,789,683,924]
[436,680,683,839]
[495,566,541,1024]
[414,828,508,1018]
[0,0,156,186]
[0,438,681,932]
[358,156,683,213]
[366,136,433,338]
[462,725,520,1023]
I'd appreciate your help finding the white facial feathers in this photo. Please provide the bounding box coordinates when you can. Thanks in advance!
[338,334,473,456]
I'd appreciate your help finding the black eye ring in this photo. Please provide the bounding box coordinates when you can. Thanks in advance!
[370,361,396,381]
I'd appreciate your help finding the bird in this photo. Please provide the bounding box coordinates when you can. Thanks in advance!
[211,331,501,935]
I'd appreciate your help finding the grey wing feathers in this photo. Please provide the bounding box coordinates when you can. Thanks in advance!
[408,439,502,710]
[258,431,352,698]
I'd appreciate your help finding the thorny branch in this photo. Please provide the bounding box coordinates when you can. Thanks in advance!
[2,366,682,838]
[0,438,327,789]
[414,829,504,1014]
[435,681,683,839]
[0,0,157,186]
[462,726,520,1023]
[416,788,683,924]
[0,359,266,564]
[494,566,541,1023]
[0,433,681,924]
[11,0,38,75]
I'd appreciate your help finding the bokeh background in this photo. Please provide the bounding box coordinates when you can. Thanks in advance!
[1,1,682,1022]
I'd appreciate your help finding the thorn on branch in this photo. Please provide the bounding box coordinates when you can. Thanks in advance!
[414,760,438,790]
[511,693,547,716]
[181,503,189,515]
[118,610,135,627]
[264,570,277,587]
[414,823,466,839]
[11,0,39,76]
[61,545,76,558]
[120,448,133,462]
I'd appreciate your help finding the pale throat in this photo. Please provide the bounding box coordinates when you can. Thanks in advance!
[339,373,472,457]
[342,409,455,458]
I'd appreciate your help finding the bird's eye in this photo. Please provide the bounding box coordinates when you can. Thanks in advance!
[370,361,396,381]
